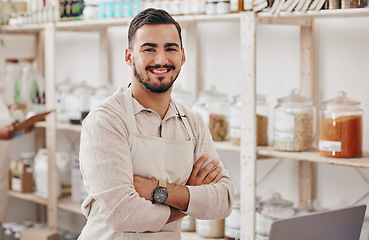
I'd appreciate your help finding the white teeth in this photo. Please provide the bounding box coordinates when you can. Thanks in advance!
[153,69,167,74]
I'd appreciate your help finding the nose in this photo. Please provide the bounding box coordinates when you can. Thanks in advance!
[154,50,169,66]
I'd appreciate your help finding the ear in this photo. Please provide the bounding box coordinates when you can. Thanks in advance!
[125,48,133,67]
[181,48,186,66]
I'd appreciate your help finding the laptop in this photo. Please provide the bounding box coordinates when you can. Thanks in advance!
[269,204,367,240]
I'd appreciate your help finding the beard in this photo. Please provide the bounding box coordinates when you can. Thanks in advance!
[133,62,180,94]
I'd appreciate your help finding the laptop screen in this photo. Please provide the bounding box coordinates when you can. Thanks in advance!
[269,204,366,240]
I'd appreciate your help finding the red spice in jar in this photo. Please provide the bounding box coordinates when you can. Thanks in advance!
[319,115,362,158]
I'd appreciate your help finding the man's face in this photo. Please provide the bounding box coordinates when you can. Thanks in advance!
[125,24,185,93]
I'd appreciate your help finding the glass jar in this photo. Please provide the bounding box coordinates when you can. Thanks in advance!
[192,87,230,141]
[171,84,194,108]
[255,193,295,236]
[229,94,268,146]
[196,219,225,238]
[56,81,72,123]
[225,197,240,240]
[67,81,94,124]
[181,215,196,232]
[273,89,315,151]
[319,91,363,158]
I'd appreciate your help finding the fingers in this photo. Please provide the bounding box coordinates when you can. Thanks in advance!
[190,154,209,178]
[203,165,223,184]
[197,159,219,181]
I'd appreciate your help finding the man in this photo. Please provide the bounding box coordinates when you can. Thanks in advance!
[78,8,234,239]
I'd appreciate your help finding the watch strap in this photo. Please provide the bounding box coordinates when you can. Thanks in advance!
[158,179,167,189]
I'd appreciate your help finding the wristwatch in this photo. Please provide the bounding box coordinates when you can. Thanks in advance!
[152,179,168,204]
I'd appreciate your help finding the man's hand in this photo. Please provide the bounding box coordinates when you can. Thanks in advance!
[133,176,157,201]
[186,154,222,186]
[0,124,15,140]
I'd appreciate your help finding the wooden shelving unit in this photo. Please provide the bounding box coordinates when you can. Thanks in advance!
[3,8,369,240]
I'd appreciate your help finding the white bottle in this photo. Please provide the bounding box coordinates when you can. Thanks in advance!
[34,148,61,198]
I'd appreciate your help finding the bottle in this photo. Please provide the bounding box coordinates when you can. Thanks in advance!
[319,91,363,158]
[3,59,21,107]
[19,58,35,113]
[21,151,35,173]
[273,89,315,152]
[230,0,244,12]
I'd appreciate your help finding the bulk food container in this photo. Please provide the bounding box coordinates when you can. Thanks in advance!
[319,91,362,158]
[192,87,230,141]
[229,93,268,146]
[256,193,295,238]
[273,89,315,151]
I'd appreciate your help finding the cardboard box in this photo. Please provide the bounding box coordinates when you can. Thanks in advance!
[21,228,58,240]
[9,159,34,193]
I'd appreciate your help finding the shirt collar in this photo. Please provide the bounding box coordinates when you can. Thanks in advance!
[131,95,179,120]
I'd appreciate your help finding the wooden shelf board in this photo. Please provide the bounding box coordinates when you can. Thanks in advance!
[36,121,82,132]
[214,141,242,152]
[8,190,47,205]
[58,196,83,215]
[181,231,225,240]
[214,143,369,168]
[56,123,82,132]
[0,23,44,33]
[2,9,369,33]
[258,146,369,168]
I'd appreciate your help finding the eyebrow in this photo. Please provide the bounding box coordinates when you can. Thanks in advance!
[140,43,180,48]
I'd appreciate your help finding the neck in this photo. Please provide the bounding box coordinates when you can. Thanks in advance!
[131,82,172,119]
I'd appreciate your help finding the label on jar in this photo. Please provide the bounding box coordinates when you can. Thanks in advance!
[319,140,341,152]
[12,176,21,191]
[274,111,295,142]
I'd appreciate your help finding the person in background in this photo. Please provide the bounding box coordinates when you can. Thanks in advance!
[0,95,35,221]
[0,124,15,140]
[78,8,234,240]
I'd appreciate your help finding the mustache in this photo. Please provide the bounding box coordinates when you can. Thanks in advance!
[145,65,175,71]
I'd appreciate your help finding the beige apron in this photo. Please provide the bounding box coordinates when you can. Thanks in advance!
[0,98,12,221]
[79,89,194,240]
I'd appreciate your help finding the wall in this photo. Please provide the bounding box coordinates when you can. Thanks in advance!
[1,15,369,231]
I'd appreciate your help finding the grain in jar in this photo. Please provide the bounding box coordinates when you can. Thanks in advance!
[229,94,268,146]
[319,91,362,158]
[192,86,230,141]
[273,89,315,151]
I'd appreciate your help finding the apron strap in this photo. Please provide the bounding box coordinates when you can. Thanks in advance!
[172,99,194,141]
[123,88,139,135]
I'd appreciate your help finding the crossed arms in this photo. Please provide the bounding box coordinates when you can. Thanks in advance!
[133,154,223,223]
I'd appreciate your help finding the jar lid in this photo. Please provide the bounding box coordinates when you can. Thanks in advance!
[322,91,361,111]
[5,58,19,64]
[232,93,266,105]
[197,86,228,103]
[259,193,294,209]
[20,152,35,159]
[20,57,34,63]
[277,89,312,108]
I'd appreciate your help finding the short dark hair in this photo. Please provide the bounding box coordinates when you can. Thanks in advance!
[128,8,183,49]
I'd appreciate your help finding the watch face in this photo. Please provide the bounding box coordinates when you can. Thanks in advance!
[153,188,168,204]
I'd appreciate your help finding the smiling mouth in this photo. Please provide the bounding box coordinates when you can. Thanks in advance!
[146,65,175,75]
[150,69,169,74]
